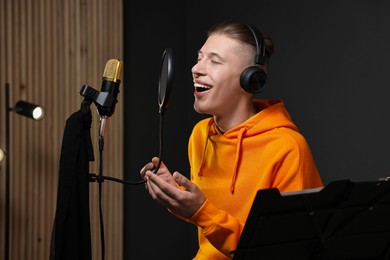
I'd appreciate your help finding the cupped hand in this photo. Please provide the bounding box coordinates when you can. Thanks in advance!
[144,170,206,219]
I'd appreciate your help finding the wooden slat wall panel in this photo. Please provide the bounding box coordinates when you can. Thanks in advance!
[0,0,124,259]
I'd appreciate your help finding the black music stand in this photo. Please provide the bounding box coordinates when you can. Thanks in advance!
[232,179,390,260]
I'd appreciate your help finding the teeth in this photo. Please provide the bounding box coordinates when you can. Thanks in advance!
[194,83,211,89]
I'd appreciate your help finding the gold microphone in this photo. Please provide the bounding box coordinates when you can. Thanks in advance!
[98,59,123,138]
[97,59,123,117]
[102,59,122,83]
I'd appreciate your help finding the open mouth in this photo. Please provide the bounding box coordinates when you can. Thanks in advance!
[194,82,211,92]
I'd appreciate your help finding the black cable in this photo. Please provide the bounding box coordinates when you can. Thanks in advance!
[90,111,164,185]
[93,110,164,260]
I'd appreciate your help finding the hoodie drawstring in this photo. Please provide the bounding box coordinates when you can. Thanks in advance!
[230,127,246,194]
[197,119,214,177]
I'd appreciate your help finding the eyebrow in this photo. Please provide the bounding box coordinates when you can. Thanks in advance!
[198,50,225,61]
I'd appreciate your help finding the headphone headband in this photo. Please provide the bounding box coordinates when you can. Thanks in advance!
[246,24,266,65]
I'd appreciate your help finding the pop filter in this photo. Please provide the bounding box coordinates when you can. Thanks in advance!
[158,48,174,115]
[153,48,174,173]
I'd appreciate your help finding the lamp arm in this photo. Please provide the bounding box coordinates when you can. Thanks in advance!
[5,83,11,260]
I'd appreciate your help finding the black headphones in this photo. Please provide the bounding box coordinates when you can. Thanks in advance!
[239,24,267,94]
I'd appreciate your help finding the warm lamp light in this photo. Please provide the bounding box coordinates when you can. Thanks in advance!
[0,148,4,162]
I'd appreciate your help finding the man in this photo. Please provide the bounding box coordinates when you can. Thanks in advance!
[140,20,323,259]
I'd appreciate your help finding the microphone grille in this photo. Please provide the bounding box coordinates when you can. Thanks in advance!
[103,59,123,82]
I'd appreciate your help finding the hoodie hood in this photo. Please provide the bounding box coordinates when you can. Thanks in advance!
[191,99,298,194]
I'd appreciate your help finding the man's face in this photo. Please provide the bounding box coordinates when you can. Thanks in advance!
[191,33,254,117]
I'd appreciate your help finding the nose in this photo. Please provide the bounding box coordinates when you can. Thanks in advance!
[191,58,206,78]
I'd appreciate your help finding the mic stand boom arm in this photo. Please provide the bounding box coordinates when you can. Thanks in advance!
[79,85,147,185]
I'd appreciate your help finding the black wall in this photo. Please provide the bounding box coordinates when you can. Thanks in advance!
[123,1,390,259]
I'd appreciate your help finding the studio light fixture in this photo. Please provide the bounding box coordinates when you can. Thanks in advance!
[13,100,45,120]
[3,82,45,260]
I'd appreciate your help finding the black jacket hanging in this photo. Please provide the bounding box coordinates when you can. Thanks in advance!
[50,99,94,260]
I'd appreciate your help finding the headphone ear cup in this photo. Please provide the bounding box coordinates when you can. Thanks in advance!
[240,66,267,94]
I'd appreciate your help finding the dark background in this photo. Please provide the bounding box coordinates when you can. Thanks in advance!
[123,1,390,259]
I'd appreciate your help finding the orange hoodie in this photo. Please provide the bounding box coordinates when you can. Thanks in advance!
[186,99,323,259]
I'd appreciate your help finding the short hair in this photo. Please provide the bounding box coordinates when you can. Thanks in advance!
[207,20,274,63]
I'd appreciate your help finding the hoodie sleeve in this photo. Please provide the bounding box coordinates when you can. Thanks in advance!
[269,127,323,191]
[189,198,242,257]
